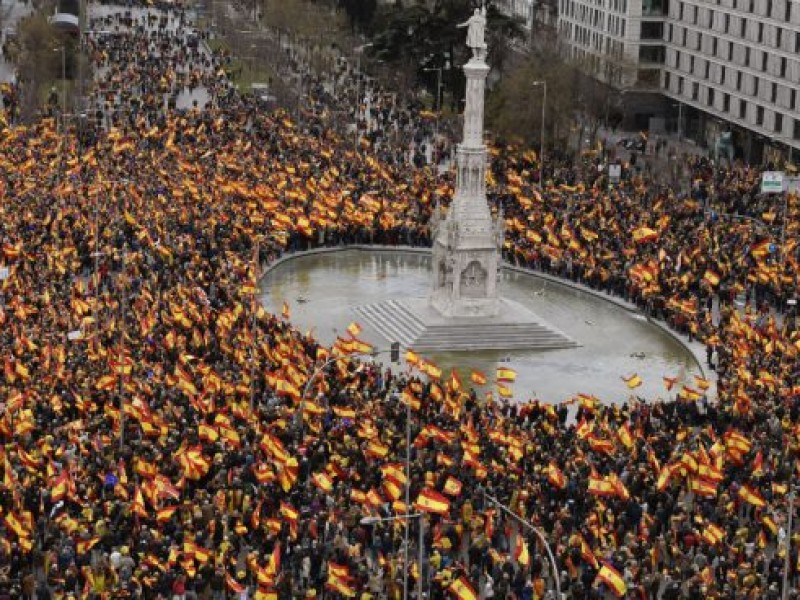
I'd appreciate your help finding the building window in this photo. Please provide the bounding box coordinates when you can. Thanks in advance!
[771,82,778,103]
[794,119,800,141]
[692,82,699,100]
[776,28,782,49]
[708,88,715,107]
[736,71,742,91]
[744,46,750,67]
[781,57,787,78]
[762,52,768,72]
[775,113,783,133]
[766,0,772,18]
[753,77,759,97]
[739,100,747,119]
[756,106,764,126]
[712,36,718,56]
[757,23,764,44]
[704,60,710,79]
[723,93,730,112]
[728,41,734,60]
[791,89,797,111]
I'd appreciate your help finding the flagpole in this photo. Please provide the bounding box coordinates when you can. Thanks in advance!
[484,492,561,599]
[296,350,383,441]
[782,489,795,600]
[403,391,410,600]
[360,513,423,600]
[250,239,260,413]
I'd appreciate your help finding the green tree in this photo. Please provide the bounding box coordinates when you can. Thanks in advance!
[485,50,581,150]
[369,0,524,107]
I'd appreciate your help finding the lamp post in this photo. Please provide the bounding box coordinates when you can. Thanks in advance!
[484,492,561,599]
[673,101,684,140]
[353,43,375,147]
[532,80,547,183]
[782,489,796,600]
[423,65,444,142]
[361,513,424,600]
[295,350,385,440]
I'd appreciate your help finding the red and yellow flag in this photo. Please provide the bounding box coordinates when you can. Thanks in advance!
[470,369,487,385]
[496,367,517,382]
[738,484,766,508]
[513,534,530,567]
[622,373,642,389]
[448,576,478,600]
[414,488,450,516]
[595,562,627,597]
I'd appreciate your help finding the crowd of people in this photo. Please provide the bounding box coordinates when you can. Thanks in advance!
[0,1,799,599]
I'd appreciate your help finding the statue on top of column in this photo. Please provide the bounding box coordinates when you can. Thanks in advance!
[458,6,487,60]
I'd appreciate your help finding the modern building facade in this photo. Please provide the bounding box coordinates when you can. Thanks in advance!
[661,0,800,162]
[549,0,800,162]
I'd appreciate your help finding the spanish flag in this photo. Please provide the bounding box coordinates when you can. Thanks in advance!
[405,349,420,366]
[4,512,27,539]
[346,322,362,337]
[312,472,334,493]
[420,360,442,380]
[694,375,711,391]
[326,562,356,597]
[622,373,642,389]
[448,576,478,600]
[449,369,462,391]
[281,301,290,320]
[663,376,677,391]
[470,369,487,385]
[156,506,178,523]
[496,367,517,382]
[496,384,513,398]
[545,462,566,489]
[587,475,615,497]
[702,269,721,287]
[75,536,101,555]
[226,573,246,594]
[616,424,634,449]
[595,562,627,597]
[443,476,463,497]
[738,484,766,508]
[701,522,725,545]
[414,488,450,516]
[513,534,530,567]
[632,226,659,244]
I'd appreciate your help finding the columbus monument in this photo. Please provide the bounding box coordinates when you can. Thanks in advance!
[356,10,576,352]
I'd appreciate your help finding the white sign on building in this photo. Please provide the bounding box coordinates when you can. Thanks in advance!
[761,171,784,194]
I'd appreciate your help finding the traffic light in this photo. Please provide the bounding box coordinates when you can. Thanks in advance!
[390,342,400,363]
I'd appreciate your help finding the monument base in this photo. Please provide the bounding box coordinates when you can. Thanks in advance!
[355,297,578,352]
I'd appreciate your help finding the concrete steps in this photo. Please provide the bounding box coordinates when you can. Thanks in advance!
[356,299,577,352]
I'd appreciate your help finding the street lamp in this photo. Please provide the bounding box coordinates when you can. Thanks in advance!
[483,492,562,598]
[673,101,684,140]
[88,178,130,449]
[532,80,547,184]
[782,488,796,600]
[422,66,443,113]
[295,350,385,439]
[360,512,424,600]
[53,45,67,128]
